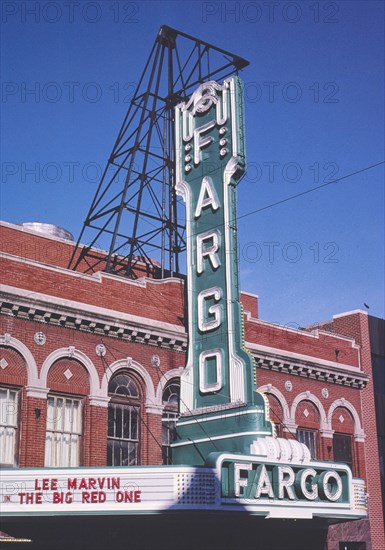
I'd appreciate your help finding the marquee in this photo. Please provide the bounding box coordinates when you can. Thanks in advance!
[1,461,367,519]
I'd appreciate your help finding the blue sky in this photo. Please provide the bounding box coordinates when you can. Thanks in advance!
[1,0,384,326]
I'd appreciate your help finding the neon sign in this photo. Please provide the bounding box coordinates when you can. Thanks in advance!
[1,78,367,523]
[173,76,274,465]
[172,76,367,521]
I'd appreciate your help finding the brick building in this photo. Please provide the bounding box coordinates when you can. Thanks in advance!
[1,220,384,550]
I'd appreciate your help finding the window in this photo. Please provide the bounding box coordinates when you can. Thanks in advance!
[162,381,180,465]
[297,428,318,459]
[0,387,19,466]
[107,373,140,466]
[334,433,353,471]
[45,396,82,467]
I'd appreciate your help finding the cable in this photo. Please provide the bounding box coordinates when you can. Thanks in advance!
[153,362,221,454]
[238,160,385,222]
[181,160,385,238]
[5,159,382,308]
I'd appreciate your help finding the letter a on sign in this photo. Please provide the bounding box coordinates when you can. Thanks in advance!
[195,176,220,218]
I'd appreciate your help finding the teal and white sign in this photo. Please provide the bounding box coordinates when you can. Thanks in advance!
[172,76,367,523]
[206,451,367,519]
[173,77,274,465]
[0,463,367,520]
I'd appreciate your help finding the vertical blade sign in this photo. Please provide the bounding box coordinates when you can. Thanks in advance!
[176,77,255,411]
[174,78,273,465]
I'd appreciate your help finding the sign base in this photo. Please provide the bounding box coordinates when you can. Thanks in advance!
[172,400,273,465]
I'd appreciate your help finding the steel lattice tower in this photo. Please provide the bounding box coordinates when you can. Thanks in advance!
[68,26,249,279]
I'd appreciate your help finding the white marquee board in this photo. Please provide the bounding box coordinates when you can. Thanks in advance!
[1,463,367,520]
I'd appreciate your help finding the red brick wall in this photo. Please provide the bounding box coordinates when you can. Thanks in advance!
[1,223,74,268]
[296,400,320,430]
[331,407,355,434]
[313,312,385,550]
[0,223,159,278]
[47,359,90,395]
[0,348,28,386]
[86,403,108,466]
[246,319,360,366]
[241,293,258,318]
[0,313,184,468]
[1,255,185,327]
[20,395,47,467]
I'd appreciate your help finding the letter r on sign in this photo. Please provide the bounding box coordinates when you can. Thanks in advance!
[197,230,221,274]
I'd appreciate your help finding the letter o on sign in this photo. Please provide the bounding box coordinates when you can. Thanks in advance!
[318,471,343,502]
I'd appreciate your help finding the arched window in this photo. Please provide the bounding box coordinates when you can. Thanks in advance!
[295,400,321,459]
[45,359,89,467]
[107,373,141,466]
[162,381,180,465]
[332,407,355,473]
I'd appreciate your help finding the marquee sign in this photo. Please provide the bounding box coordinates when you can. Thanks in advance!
[0,463,367,520]
[209,452,367,519]
[0,467,202,516]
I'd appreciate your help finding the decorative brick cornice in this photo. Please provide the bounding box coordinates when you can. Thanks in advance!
[250,347,368,389]
[0,287,187,353]
[1,287,369,389]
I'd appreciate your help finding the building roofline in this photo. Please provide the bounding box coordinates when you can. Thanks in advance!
[333,310,368,318]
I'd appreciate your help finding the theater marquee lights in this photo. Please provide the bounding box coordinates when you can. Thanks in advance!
[0,462,367,519]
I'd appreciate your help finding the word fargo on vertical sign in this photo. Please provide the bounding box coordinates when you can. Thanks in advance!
[173,77,273,465]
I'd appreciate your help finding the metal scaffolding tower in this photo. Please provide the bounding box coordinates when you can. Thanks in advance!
[68,26,249,279]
